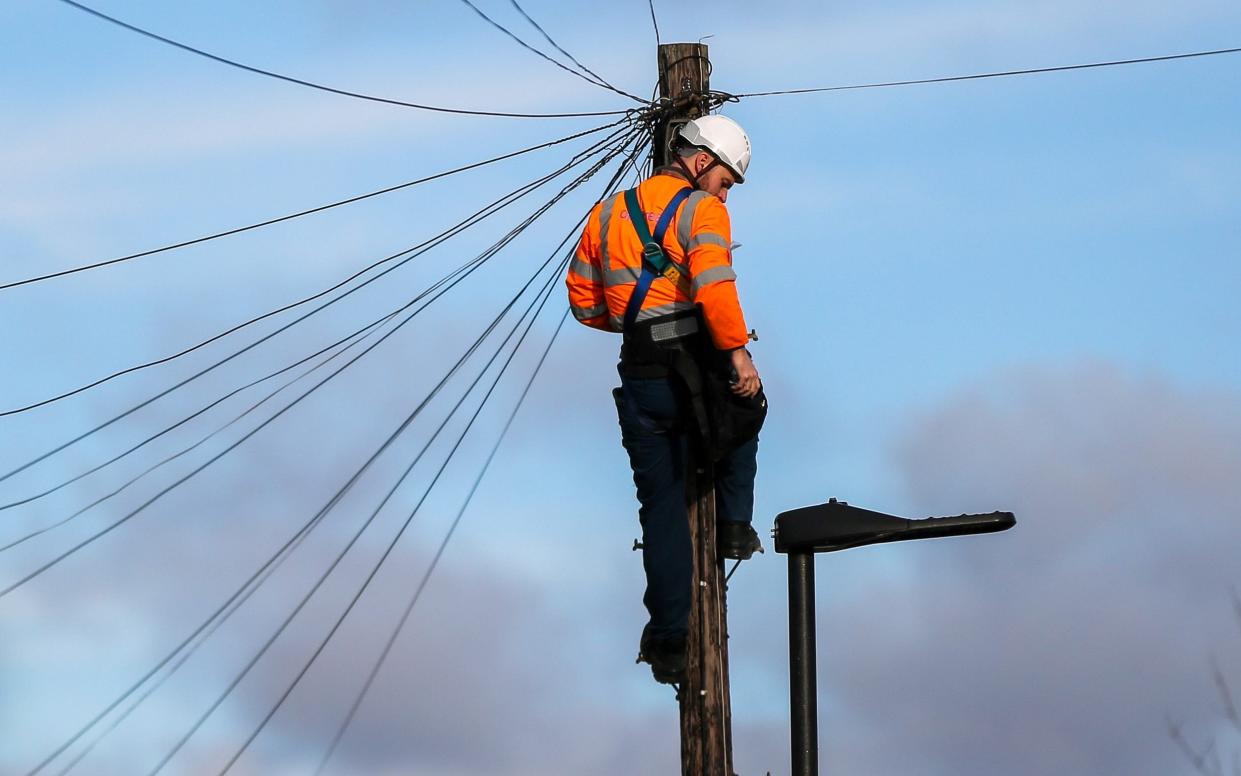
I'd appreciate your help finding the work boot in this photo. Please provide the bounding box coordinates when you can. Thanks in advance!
[638,630,686,685]
[718,521,762,561]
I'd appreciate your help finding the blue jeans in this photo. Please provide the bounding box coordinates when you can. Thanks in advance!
[614,375,759,642]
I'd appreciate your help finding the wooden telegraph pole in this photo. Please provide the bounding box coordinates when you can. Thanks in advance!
[654,42,736,776]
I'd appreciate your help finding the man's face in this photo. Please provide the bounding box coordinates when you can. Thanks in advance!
[691,152,738,203]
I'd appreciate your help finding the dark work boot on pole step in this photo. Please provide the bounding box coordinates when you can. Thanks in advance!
[638,630,687,685]
[718,521,762,561]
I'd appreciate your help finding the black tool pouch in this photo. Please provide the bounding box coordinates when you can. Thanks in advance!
[698,352,768,461]
[620,310,767,461]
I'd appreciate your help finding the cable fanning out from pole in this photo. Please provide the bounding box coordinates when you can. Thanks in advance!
[0,125,634,494]
[506,0,639,101]
[455,0,645,102]
[19,130,646,776]
[53,0,630,118]
[733,46,1241,98]
[0,121,625,297]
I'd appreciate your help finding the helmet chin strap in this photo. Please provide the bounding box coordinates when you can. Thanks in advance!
[674,153,720,191]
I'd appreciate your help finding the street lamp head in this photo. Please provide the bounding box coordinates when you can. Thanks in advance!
[773,498,1016,554]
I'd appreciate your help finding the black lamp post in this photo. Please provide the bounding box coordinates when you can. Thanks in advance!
[773,499,1016,776]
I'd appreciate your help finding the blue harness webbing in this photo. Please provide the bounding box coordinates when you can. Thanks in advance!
[621,186,693,332]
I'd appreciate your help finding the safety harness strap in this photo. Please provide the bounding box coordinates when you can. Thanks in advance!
[622,186,693,331]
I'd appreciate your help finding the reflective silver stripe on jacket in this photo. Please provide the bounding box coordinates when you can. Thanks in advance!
[691,265,737,295]
[603,263,640,285]
[610,301,696,332]
[569,258,600,282]
[685,232,730,252]
[675,191,711,256]
[598,195,619,277]
[635,300,695,322]
[572,303,608,321]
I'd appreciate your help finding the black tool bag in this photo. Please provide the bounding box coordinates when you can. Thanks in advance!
[621,310,767,462]
[698,350,768,461]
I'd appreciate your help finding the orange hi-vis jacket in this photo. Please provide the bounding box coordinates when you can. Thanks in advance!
[566,171,750,351]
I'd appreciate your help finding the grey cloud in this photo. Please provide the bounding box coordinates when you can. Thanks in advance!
[796,360,1241,776]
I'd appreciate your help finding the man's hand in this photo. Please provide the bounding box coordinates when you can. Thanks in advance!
[729,348,761,398]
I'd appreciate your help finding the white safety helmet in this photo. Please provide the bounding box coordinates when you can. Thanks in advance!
[677,114,752,183]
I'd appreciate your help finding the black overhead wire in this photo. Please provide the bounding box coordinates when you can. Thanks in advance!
[733,46,1241,98]
[0,143,631,587]
[215,222,587,776]
[14,222,573,760]
[20,281,483,775]
[0,119,619,304]
[455,0,645,103]
[21,289,467,775]
[50,506,308,776]
[0,126,638,605]
[18,131,642,776]
[126,140,639,776]
[637,78,660,181]
[0,310,391,521]
[0,150,618,550]
[314,131,651,775]
[0,127,613,548]
[144,245,577,776]
[0,121,632,497]
[506,0,637,101]
[0,121,635,514]
[0,310,399,554]
[311,314,574,776]
[57,131,640,776]
[51,0,626,118]
[648,0,662,48]
[319,325,576,776]
[0,273,397,600]
[33,90,643,776]
[119,133,637,776]
[0,156,627,580]
[233,135,645,774]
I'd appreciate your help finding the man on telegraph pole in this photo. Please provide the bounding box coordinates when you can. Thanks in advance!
[566,113,766,684]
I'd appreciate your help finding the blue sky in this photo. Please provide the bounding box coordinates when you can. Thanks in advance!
[2,1,1239,774]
